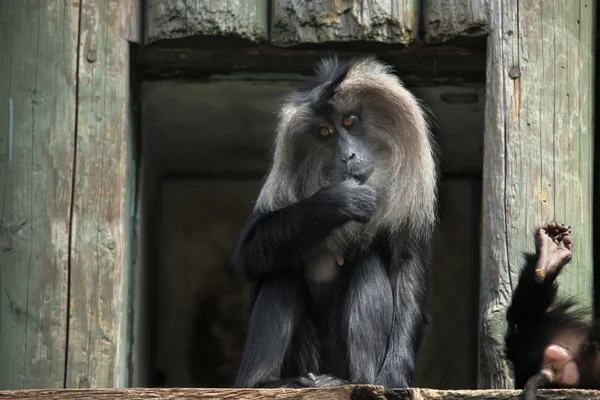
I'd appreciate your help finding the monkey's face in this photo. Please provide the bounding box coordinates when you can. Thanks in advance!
[291,108,376,185]
[261,56,437,248]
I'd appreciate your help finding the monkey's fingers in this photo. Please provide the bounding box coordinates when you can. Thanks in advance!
[555,224,570,235]
[555,231,568,243]
[562,235,574,252]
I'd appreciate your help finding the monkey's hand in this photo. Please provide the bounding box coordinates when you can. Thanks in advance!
[534,223,573,283]
[335,180,377,223]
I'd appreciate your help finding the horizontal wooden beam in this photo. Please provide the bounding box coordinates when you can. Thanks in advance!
[144,1,494,47]
[144,0,268,45]
[135,43,487,83]
[270,0,420,47]
[423,0,490,43]
[389,389,600,399]
[0,386,381,400]
[1,387,600,400]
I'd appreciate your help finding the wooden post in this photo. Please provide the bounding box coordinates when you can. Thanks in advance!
[144,0,268,45]
[479,0,596,389]
[0,0,140,389]
[270,0,420,47]
[0,0,77,389]
[65,0,140,389]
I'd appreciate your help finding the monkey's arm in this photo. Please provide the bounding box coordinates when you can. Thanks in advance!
[507,224,573,331]
[504,253,559,388]
[506,253,559,332]
[505,225,582,390]
[233,182,376,280]
[375,238,429,388]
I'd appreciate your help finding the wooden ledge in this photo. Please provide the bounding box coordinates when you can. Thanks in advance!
[1,387,600,400]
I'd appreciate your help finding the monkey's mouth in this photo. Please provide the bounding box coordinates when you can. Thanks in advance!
[344,165,374,184]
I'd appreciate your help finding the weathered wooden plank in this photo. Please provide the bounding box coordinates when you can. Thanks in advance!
[144,0,268,45]
[0,0,78,389]
[423,0,489,43]
[66,0,140,388]
[270,0,420,47]
[389,388,600,400]
[479,0,596,389]
[1,387,600,400]
[0,386,382,400]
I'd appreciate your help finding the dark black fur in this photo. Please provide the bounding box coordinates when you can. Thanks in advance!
[505,231,599,391]
[292,56,354,115]
[231,59,430,389]
[233,204,429,388]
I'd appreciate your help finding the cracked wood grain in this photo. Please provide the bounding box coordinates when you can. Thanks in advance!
[1,387,600,399]
[423,0,490,43]
[0,0,140,389]
[144,0,268,45]
[270,0,420,47]
[0,0,78,389]
[65,0,140,388]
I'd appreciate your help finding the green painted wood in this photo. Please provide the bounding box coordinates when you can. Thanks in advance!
[65,0,140,388]
[144,0,268,45]
[0,0,78,389]
[0,0,139,389]
[479,0,596,389]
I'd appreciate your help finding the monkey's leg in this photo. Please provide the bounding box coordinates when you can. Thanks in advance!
[257,319,332,389]
[373,239,429,388]
[233,181,376,280]
[344,251,393,384]
[234,275,306,388]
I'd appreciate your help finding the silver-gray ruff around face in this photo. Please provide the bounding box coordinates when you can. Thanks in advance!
[255,57,438,256]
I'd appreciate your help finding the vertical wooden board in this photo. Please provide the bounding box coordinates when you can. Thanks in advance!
[479,0,596,389]
[553,0,595,306]
[66,0,140,388]
[144,0,268,45]
[0,0,78,389]
[270,0,420,47]
[424,0,489,43]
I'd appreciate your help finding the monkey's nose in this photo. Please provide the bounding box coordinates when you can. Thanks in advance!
[340,153,356,163]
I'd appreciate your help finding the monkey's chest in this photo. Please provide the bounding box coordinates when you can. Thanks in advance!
[303,250,345,283]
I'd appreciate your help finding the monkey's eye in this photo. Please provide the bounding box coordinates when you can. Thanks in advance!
[342,114,357,127]
[318,125,334,138]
